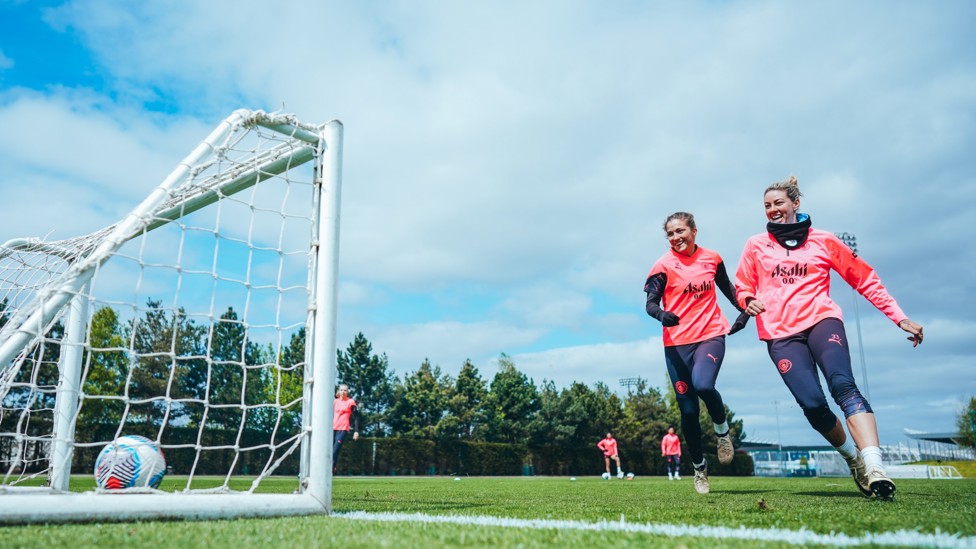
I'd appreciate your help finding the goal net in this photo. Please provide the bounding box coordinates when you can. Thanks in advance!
[0,109,342,523]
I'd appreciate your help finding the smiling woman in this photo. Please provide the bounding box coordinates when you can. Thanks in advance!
[735,175,925,502]
[643,211,750,495]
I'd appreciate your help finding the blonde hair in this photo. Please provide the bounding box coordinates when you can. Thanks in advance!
[765,175,802,202]
[662,211,696,232]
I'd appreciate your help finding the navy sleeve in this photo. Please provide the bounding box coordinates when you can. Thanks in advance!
[714,261,743,312]
[644,272,667,318]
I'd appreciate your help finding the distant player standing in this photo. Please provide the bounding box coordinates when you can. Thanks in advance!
[597,432,624,479]
[333,384,360,474]
[661,426,682,480]
[735,176,924,501]
[644,212,748,495]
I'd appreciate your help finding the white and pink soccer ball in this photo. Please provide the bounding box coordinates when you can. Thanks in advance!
[94,435,166,490]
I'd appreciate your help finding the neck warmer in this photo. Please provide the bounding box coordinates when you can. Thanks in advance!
[767,213,811,249]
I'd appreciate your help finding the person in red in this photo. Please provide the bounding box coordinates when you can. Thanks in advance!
[644,211,749,495]
[597,432,624,479]
[735,175,924,501]
[332,384,360,474]
[661,426,682,481]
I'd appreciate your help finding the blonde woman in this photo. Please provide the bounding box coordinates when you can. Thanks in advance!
[735,176,923,501]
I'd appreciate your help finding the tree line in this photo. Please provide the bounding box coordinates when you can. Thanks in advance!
[1,299,754,476]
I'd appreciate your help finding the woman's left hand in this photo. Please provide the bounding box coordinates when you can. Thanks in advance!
[898,319,924,347]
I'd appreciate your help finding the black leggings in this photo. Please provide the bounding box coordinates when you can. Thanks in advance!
[664,336,727,465]
[332,429,349,472]
[766,317,872,434]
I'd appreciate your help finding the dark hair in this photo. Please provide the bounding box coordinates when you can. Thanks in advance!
[765,175,802,202]
[662,211,696,232]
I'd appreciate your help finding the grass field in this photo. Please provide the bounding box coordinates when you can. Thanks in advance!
[2,475,975,548]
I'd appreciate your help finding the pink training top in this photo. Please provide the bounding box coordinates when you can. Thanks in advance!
[735,228,907,341]
[597,437,618,457]
[333,397,357,431]
[646,246,731,346]
[661,433,681,456]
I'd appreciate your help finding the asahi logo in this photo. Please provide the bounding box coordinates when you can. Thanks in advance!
[772,263,808,284]
[683,279,713,299]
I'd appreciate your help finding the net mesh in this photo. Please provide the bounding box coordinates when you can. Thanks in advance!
[0,110,322,494]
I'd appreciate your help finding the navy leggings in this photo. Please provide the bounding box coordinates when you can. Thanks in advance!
[766,317,872,434]
[664,336,727,465]
[332,429,349,472]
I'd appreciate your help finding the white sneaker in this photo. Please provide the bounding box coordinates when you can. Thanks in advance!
[675,473,680,480]
[693,466,709,494]
[617,471,624,479]
[668,474,673,481]
[847,453,872,498]
[717,433,734,465]
[866,466,896,501]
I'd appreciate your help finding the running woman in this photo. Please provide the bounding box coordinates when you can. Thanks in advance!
[644,211,749,495]
[333,384,360,474]
[597,432,625,479]
[735,176,923,501]
[661,426,682,481]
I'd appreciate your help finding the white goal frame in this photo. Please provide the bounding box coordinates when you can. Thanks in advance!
[0,110,342,523]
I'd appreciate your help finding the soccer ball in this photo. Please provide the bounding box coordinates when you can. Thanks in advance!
[601,472,611,480]
[94,435,166,490]
[626,472,635,480]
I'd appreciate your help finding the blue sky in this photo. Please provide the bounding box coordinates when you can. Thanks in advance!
[1,0,974,447]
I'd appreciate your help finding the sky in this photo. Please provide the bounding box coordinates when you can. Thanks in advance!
[1,0,974,447]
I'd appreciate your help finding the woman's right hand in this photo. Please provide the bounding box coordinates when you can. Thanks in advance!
[745,298,765,317]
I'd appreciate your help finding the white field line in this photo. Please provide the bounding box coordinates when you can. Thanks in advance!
[334,511,975,548]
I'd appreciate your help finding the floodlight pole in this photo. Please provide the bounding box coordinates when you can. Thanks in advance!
[619,377,642,392]
[835,232,870,402]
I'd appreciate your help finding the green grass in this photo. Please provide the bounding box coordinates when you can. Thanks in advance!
[3,475,975,548]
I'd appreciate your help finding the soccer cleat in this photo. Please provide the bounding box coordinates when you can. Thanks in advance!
[717,433,734,465]
[675,473,681,480]
[693,465,710,494]
[617,470,624,479]
[866,466,896,501]
[847,454,873,498]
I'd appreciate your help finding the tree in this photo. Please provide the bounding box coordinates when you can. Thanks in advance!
[125,299,207,427]
[336,333,396,436]
[202,307,269,430]
[957,396,976,449]
[76,306,129,440]
[439,359,488,441]
[483,354,539,443]
[387,359,452,439]
[262,327,306,433]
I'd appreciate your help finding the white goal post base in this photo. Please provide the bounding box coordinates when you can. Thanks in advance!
[0,493,327,524]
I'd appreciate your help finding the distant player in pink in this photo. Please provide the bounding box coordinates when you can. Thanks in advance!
[736,176,924,501]
[644,211,747,494]
[333,384,360,474]
[597,433,624,479]
[661,426,682,481]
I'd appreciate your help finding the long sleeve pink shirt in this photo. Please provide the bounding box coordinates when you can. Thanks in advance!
[735,228,907,340]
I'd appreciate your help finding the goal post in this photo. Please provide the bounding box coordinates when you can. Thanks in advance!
[0,110,342,523]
